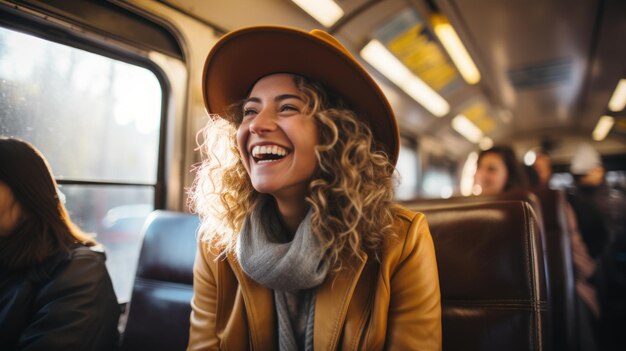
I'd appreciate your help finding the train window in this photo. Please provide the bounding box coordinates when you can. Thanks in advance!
[551,170,626,191]
[549,172,574,189]
[0,26,163,302]
[395,139,420,200]
[422,168,455,199]
[421,154,456,198]
[607,171,626,190]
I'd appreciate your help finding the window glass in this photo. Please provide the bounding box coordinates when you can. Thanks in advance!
[422,168,455,198]
[550,172,574,190]
[395,143,420,200]
[421,154,456,198]
[0,26,163,302]
[551,171,626,192]
[60,185,154,302]
[0,27,161,183]
[606,171,626,190]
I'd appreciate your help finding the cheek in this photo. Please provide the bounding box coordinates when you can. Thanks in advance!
[474,170,486,182]
[496,171,508,185]
[301,124,320,169]
[235,124,246,146]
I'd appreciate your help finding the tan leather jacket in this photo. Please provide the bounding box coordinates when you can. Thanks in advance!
[188,207,441,350]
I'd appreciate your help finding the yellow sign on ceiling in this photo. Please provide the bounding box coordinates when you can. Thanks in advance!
[462,100,496,134]
[374,9,460,94]
[387,23,458,92]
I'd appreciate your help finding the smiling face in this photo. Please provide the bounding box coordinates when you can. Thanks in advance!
[474,152,508,195]
[236,73,319,204]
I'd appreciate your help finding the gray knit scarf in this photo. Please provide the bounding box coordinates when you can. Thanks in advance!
[237,197,329,351]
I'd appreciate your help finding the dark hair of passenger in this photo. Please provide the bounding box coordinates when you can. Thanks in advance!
[525,164,540,187]
[478,145,529,192]
[0,137,95,270]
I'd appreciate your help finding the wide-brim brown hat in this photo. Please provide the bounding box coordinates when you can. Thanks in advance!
[202,25,399,165]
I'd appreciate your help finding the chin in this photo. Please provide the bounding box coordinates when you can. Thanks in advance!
[251,182,277,195]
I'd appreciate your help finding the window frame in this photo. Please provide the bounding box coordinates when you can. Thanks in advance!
[0,6,176,210]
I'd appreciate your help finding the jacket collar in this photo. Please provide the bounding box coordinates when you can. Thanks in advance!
[314,250,368,350]
[227,251,277,348]
[226,249,368,350]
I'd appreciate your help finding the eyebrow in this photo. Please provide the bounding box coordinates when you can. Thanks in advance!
[243,94,304,105]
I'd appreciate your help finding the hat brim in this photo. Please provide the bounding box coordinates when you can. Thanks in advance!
[202,26,399,165]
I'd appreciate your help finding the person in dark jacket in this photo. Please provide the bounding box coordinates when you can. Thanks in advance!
[0,137,120,350]
[567,143,626,350]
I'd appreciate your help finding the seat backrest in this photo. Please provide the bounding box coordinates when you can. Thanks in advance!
[121,210,200,351]
[531,188,577,351]
[403,189,577,351]
[421,201,550,351]
[401,189,545,231]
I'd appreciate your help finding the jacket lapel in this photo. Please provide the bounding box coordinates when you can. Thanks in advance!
[314,251,368,350]
[226,252,276,349]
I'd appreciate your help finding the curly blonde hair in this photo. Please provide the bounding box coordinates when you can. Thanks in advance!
[189,75,397,271]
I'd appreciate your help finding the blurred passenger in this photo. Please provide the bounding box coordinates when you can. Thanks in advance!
[0,137,120,351]
[567,143,622,259]
[474,145,528,195]
[188,26,441,350]
[533,151,553,188]
[568,143,626,350]
[528,152,599,307]
[527,149,601,350]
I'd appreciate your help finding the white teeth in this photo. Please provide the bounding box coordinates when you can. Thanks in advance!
[251,144,288,158]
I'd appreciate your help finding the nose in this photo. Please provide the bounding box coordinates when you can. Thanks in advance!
[249,108,277,134]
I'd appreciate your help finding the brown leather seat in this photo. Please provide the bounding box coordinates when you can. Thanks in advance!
[403,190,577,350]
[120,210,200,351]
[118,204,552,350]
[531,188,577,351]
[401,189,544,231]
[420,201,550,351]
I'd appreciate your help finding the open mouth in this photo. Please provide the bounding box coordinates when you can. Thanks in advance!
[251,144,289,164]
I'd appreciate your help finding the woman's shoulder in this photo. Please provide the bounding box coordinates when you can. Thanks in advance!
[58,244,109,279]
[30,244,111,296]
[391,205,428,235]
[383,205,431,258]
[68,243,107,262]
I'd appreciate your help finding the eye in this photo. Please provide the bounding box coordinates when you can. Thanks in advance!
[279,104,299,113]
[243,107,257,117]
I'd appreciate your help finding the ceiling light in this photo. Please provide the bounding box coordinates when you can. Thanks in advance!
[361,40,450,117]
[608,79,626,111]
[523,150,536,166]
[478,137,493,150]
[452,114,483,143]
[592,115,615,141]
[432,15,481,84]
[291,0,344,28]
[460,151,478,196]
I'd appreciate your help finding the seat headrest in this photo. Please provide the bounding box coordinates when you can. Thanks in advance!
[135,210,200,284]
[422,201,545,301]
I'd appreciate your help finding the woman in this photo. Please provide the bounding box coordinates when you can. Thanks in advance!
[0,137,120,350]
[188,27,441,350]
[474,145,528,195]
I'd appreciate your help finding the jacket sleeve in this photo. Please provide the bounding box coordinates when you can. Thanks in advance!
[386,213,442,350]
[18,248,120,351]
[187,241,220,350]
